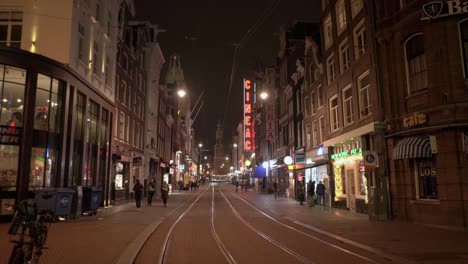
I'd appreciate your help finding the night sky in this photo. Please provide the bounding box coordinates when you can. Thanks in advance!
[135,0,320,150]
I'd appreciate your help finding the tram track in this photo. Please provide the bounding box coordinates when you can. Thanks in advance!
[224,185,416,264]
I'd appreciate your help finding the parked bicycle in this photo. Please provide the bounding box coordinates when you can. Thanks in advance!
[7,200,55,264]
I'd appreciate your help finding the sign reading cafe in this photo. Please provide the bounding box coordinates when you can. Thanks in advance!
[244,79,255,152]
[422,0,468,20]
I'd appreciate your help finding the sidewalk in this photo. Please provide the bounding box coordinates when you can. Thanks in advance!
[0,189,198,264]
[236,189,468,264]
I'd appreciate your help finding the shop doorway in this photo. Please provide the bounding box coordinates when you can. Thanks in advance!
[347,169,356,211]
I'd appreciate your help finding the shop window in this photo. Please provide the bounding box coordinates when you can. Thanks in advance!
[84,100,99,186]
[405,34,427,94]
[0,65,25,127]
[459,19,468,79]
[72,92,85,186]
[35,74,63,133]
[413,158,438,199]
[0,11,23,48]
[0,145,19,189]
[99,109,109,187]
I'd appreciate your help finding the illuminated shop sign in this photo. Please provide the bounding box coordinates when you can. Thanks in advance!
[422,0,468,20]
[244,79,255,152]
[403,112,427,128]
[265,103,275,141]
[331,148,362,160]
[0,126,21,145]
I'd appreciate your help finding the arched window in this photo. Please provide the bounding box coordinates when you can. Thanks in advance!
[459,19,468,78]
[404,34,427,94]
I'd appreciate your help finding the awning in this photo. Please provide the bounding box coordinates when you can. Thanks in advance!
[393,136,432,160]
[252,166,267,178]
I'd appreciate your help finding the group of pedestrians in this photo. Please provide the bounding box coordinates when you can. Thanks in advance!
[132,178,170,208]
[235,181,251,192]
[303,180,326,207]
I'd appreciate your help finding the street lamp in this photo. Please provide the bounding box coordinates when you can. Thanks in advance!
[260,91,268,100]
[197,143,203,181]
[177,89,186,98]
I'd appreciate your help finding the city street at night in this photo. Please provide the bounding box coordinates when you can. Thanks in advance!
[1,0,468,263]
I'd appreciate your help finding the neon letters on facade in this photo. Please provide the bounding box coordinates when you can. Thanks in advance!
[244,79,254,152]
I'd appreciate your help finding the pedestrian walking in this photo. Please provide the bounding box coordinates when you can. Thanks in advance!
[161,180,169,207]
[316,181,326,206]
[307,180,315,207]
[244,181,249,192]
[297,180,305,206]
[147,178,156,206]
[273,179,278,198]
[235,181,239,192]
[133,179,143,208]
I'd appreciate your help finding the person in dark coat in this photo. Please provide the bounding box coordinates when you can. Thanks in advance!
[273,179,278,198]
[147,178,156,206]
[316,181,326,206]
[297,180,305,205]
[161,180,169,207]
[133,179,143,208]
[307,180,316,207]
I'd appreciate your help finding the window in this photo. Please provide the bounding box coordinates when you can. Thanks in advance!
[95,0,101,21]
[413,159,438,199]
[321,0,329,10]
[119,111,125,140]
[312,121,318,147]
[327,55,336,84]
[105,56,111,86]
[0,11,22,48]
[342,85,353,125]
[306,124,311,148]
[339,40,350,73]
[335,0,347,36]
[35,74,64,133]
[459,19,468,79]
[107,13,112,37]
[119,80,126,104]
[351,0,364,18]
[330,95,339,132]
[354,20,367,60]
[319,116,324,144]
[122,54,128,72]
[324,15,333,49]
[311,90,316,114]
[317,85,323,108]
[304,96,310,116]
[405,34,427,94]
[358,70,372,118]
[84,100,99,186]
[126,86,131,108]
[0,65,26,127]
[78,23,86,62]
[125,114,130,143]
[92,42,99,75]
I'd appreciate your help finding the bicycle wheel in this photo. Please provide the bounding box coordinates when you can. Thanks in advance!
[8,244,25,264]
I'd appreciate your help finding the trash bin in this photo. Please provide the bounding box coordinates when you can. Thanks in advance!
[82,187,102,215]
[34,188,74,219]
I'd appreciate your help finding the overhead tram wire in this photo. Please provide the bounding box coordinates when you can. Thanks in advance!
[222,0,282,129]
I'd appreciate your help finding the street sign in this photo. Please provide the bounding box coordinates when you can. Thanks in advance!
[363,151,378,167]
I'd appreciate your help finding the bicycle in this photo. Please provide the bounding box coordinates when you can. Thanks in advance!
[7,200,55,264]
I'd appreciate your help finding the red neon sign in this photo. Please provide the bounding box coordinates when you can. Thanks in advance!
[244,79,254,152]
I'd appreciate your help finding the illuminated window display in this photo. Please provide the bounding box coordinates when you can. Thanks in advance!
[0,145,19,189]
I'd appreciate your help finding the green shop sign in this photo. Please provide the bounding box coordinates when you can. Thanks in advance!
[331,148,362,160]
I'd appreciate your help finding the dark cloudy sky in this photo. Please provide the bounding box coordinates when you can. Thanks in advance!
[135,0,320,150]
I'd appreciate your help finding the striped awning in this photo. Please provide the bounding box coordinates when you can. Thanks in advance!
[393,136,432,160]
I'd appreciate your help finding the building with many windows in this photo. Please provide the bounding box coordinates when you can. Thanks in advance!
[0,0,120,218]
[375,0,468,229]
[320,0,389,219]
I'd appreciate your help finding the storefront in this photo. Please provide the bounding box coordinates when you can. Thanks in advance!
[0,48,113,219]
[330,138,369,213]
